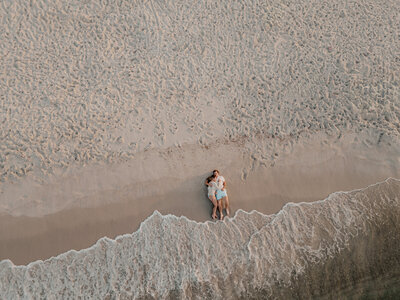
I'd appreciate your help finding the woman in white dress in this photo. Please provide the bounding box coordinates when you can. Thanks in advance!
[205,175,223,220]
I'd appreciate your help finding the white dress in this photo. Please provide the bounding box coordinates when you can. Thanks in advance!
[207,181,218,197]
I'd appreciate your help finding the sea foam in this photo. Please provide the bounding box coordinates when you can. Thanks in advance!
[1,178,399,299]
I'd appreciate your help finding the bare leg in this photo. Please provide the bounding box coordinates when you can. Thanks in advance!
[223,195,230,216]
[218,200,224,220]
[209,196,217,219]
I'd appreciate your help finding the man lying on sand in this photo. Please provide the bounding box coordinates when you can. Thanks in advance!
[213,169,230,216]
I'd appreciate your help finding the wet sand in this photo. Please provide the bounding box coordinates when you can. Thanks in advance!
[1,133,399,265]
[0,1,399,298]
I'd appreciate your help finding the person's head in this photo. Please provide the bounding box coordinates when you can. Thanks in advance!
[206,175,215,183]
[207,175,217,183]
[213,169,220,177]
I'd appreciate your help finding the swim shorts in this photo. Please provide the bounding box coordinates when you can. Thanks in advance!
[216,190,227,200]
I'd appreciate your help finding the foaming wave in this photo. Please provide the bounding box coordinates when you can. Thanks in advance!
[1,179,399,299]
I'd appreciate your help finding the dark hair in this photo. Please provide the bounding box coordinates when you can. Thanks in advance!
[206,175,216,183]
[213,169,220,174]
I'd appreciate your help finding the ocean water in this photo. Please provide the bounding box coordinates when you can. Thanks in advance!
[0,178,399,299]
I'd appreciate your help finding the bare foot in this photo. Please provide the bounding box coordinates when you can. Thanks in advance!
[226,208,230,216]
[212,214,217,220]
[220,214,224,220]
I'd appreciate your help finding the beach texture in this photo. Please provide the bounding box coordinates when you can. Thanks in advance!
[1,0,400,298]
[1,179,399,298]
[1,0,399,187]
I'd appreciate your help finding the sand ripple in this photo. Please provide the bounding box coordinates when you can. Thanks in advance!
[1,0,399,183]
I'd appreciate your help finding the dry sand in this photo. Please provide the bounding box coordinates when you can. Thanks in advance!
[0,0,399,267]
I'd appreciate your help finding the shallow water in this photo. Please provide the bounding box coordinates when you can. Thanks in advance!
[1,178,399,299]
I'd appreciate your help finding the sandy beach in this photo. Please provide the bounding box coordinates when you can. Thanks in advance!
[1,130,399,265]
[1,0,399,298]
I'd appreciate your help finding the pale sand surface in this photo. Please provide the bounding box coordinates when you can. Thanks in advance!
[1,0,399,268]
[1,0,399,187]
[1,131,399,265]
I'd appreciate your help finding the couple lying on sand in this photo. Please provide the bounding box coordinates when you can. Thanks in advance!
[205,169,230,220]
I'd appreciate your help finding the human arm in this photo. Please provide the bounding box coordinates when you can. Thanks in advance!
[216,179,223,190]
[222,180,226,191]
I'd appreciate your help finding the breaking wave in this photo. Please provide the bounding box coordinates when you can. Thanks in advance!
[1,178,399,299]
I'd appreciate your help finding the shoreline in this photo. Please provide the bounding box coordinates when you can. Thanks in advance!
[2,177,399,299]
[1,132,399,265]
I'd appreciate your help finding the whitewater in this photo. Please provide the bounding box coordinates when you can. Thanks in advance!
[1,0,400,298]
[1,178,399,299]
